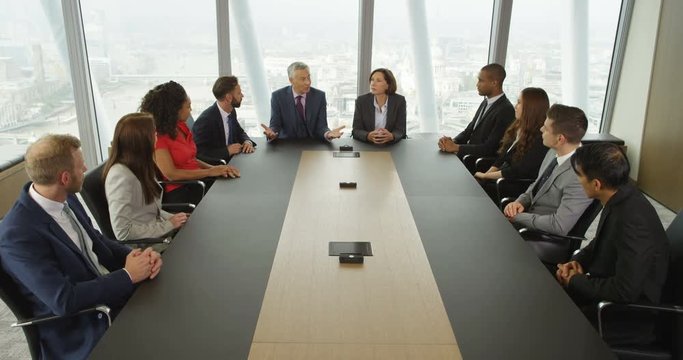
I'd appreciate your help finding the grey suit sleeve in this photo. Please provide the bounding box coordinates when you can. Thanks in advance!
[105,166,175,240]
[314,93,330,141]
[269,92,283,134]
[513,175,593,235]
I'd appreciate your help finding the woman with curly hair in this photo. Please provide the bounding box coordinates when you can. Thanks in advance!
[474,87,550,200]
[140,81,239,204]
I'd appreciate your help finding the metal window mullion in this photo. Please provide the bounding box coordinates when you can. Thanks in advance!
[217,0,231,76]
[357,0,374,97]
[61,0,101,167]
[601,0,634,133]
[489,0,513,65]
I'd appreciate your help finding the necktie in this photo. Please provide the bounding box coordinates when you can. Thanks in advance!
[472,100,488,130]
[63,204,105,275]
[532,158,558,197]
[295,95,305,122]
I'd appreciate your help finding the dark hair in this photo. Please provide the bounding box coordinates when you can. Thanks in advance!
[546,104,588,144]
[212,76,239,100]
[139,81,188,139]
[103,113,161,204]
[571,143,630,190]
[369,68,397,95]
[481,63,506,84]
[498,87,549,161]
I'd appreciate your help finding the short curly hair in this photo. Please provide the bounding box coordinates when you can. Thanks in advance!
[139,81,188,139]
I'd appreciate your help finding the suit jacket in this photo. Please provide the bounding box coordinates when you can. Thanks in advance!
[105,163,174,241]
[493,135,549,180]
[269,86,329,141]
[514,149,593,235]
[453,95,515,158]
[193,103,254,161]
[0,183,134,360]
[569,183,669,304]
[351,92,406,143]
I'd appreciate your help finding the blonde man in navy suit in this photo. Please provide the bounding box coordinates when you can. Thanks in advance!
[0,134,162,359]
[438,63,515,158]
[261,61,344,142]
[352,68,406,144]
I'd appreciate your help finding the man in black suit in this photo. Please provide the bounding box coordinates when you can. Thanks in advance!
[556,143,669,346]
[438,63,515,159]
[193,76,255,162]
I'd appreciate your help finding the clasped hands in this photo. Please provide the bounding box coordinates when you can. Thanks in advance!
[555,260,584,287]
[367,128,394,144]
[437,136,459,153]
[125,247,163,284]
[228,141,255,156]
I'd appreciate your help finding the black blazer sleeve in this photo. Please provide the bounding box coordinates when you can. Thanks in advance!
[193,109,230,160]
[500,138,549,180]
[352,95,369,142]
[388,94,406,143]
[458,103,515,158]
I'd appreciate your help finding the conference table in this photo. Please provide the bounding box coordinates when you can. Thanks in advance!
[91,135,614,359]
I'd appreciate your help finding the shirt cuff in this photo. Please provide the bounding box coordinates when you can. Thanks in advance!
[122,268,134,283]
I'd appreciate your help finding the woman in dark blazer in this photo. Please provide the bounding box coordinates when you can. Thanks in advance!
[352,68,406,144]
[474,87,550,200]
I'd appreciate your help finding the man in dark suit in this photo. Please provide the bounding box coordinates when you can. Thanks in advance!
[261,61,344,142]
[0,134,162,359]
[556,143,669,346]
[438,63,515,159]
[193,76,255,162]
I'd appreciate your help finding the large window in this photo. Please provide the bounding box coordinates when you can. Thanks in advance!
[80,0,218,154]
[229,0,358,137]
[373,0,494,135]
[0,0,78,162]
[505,0,622,133]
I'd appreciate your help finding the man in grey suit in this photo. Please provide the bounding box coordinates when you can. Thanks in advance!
[504,104,592,235]
[261,61,344,142]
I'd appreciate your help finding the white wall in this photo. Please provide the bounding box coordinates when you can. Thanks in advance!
[608,0,662,180]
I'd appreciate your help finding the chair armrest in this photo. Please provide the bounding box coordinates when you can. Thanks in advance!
[162,203,196,213]
[12,305,112,328]
[496,177,534,203]
[158,180,206,197]
[500,197,514,211]
[518,228,586,245]
[597,301,683,337]
[461,154,477,174]
[474,156,497,173]
[120,237,171,246]
[197,155,226,166]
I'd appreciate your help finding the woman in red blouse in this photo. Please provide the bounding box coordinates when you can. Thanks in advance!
[140,81,239,204]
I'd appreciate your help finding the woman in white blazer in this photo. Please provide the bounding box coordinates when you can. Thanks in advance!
[103,113,188,245]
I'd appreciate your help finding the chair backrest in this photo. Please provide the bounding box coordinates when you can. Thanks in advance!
[564,199,602,261]
[0,259,42,359]
[662,211,683,359]
[568,199,602,238]
[80,163,116,240]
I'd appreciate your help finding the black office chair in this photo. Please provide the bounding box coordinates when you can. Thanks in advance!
[596,211,683,360]
[474,156,497,173]
[0,258,111,360]
[518,199,602,264]
[461,154,477,174]
[80,163,197,245]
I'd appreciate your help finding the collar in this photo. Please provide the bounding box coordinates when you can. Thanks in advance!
[29,183,67,219]
[216,101,231,122]
[292,87,307,100]
[485,93,504,106]
[604,182,638,209]
[556,149,576,167]
[373,95,388,111]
